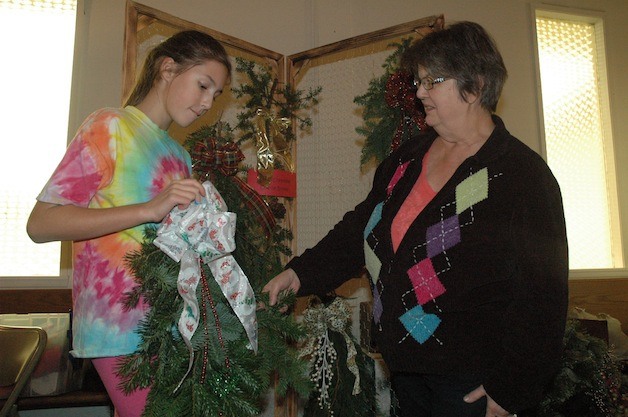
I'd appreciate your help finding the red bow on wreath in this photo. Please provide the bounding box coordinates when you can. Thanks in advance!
[191,137,245,178]
[385,71,427,152]
[190,137,277,240]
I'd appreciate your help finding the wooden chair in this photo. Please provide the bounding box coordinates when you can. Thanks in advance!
[0,325,47,417]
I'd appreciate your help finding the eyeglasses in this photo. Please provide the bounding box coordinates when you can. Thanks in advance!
[413,76,447,90]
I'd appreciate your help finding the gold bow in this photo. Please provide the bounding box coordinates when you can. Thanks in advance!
[254,108,293,186]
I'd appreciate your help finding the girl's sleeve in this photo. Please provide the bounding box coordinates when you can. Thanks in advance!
[37,111,116,207]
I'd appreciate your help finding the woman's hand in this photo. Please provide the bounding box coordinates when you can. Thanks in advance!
[143,178,206,222]
[262,268,301,306]
[464,385,516,417]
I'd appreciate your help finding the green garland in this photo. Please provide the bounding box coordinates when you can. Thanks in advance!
[354,37,426,170]
[537,319,627,417]
[232,57,321,150]
[117,187,311,416]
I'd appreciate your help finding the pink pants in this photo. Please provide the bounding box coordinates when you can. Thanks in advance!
[92,357,150,417]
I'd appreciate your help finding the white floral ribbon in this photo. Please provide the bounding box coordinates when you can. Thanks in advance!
[153,181,258,391]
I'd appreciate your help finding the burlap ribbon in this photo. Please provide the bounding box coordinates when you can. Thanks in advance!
[300,298,361,396]
[154,181,258,391]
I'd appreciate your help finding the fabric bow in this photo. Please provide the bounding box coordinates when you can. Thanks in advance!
[254,107,293,186]
[385,71,427,152]
[191,137,245,177]
[154,181,258,391]
[300,298,361,396]
[188,136,277,240]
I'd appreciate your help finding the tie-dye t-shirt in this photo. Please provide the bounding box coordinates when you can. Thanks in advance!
[37,106,193,358]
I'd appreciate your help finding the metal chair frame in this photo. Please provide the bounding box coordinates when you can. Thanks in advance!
[0,325,47,417]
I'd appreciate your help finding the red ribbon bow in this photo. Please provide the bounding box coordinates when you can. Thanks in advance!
[190,137,277,240]
[384,71,427,152]
[192,137,245,178]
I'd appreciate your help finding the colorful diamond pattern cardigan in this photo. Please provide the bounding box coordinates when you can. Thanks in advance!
[288,116,568,412]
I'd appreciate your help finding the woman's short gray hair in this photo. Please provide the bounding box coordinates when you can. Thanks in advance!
[403,21,508,112]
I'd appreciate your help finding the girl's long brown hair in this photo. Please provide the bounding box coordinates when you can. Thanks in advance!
[124,30,231,107]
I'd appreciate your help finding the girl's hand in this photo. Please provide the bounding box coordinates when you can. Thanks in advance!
[144,178,206,222]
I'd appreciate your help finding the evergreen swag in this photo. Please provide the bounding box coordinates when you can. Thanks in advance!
[537,319,627,417]
[116,57,321,417]
[354,37,427,170]
[232,57,322,150]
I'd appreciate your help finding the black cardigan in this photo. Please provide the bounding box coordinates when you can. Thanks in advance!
[288,116,568,413]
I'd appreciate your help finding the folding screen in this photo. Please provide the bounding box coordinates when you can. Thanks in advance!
[123,2,442,415]
[288,15,443,255]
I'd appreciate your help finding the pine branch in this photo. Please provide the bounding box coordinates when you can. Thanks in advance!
[354,37,426,169]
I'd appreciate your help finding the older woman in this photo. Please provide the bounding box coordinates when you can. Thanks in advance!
[264,21,568,417]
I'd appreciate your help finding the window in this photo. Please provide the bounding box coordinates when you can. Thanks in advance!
[0,0,77,286]
[534,8,622,271]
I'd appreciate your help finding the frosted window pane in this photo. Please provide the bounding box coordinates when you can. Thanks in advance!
[536,17,616,269]
[0,1,76,276]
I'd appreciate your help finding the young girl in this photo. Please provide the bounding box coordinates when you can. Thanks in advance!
[27,30,231,417]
